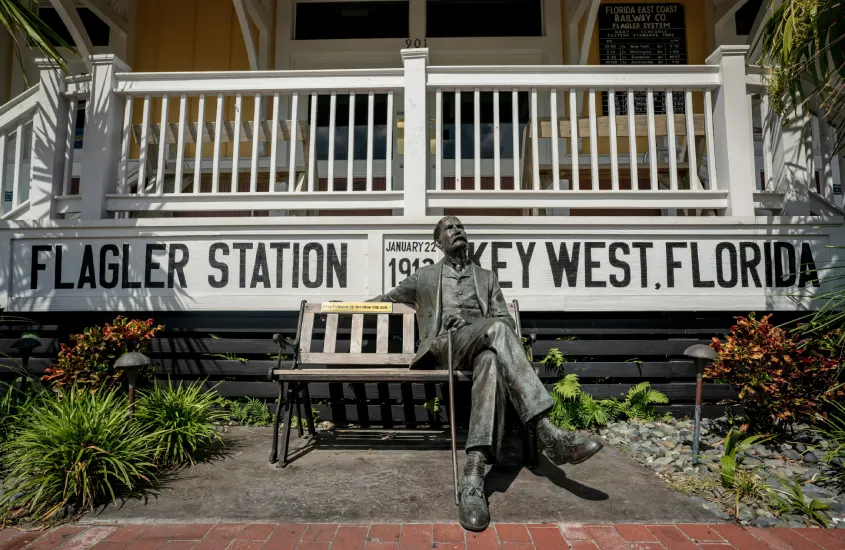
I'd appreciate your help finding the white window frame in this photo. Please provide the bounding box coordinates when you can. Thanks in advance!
[275,0,563,70]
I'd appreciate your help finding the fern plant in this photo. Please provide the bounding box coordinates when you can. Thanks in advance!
[541,348,567,372]
[547,375,665,430]
[216,397,273,426]
[620,382,669,420]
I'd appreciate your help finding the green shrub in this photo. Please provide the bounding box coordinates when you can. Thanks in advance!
[772,478,830,528]
[136,381,225,466]
[0,382,39,444]
[719,429,771,489]
[707,313,844,431]
[42,316,164,392]
[814,398,845,487]
[0,387,159,522]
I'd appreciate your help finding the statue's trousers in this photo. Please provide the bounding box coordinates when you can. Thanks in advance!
[431,318,554,462]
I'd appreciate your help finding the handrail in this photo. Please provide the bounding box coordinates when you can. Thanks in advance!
[1,200,30,220]
[0,85,39,130]
[64,74,92,99]
[426,64,721,89]
[114,68,405,95]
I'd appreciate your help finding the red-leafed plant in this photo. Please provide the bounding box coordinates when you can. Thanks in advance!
[706,313,844,432]
[43,316,164,392]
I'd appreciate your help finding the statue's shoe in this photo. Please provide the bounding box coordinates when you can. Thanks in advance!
[536,418,603,465]
[458,474,490,531]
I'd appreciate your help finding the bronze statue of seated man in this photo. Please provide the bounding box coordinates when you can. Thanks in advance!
[369,215,602,531]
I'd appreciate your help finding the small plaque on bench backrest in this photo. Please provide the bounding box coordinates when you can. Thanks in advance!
[320,302,393,314]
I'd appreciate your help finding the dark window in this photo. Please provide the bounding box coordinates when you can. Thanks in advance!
[295,1,409,40]
[427,0,542,38]
[440,91,529,159]
[310,94,390,160]
[735,0,763,36]
[74,101,86,149]
[38,7,110,47]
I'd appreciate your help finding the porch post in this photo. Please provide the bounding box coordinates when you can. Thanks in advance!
[767,99,814,215]
[706,46,756,217]
[401,48,429,217]
[26,59,68,220]
[80,55,131,219]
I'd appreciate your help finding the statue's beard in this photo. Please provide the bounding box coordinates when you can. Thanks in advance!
[445,245,468,259]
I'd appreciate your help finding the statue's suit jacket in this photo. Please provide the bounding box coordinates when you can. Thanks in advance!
[370,258,516,369]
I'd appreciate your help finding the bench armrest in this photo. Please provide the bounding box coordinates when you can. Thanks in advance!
[272,333,298,349]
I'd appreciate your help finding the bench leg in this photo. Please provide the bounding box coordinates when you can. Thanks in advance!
[527,424,539,470]
[279,382,299,468]
[270,381,285,463]
[302,384,317,437]
[295,392,304,438]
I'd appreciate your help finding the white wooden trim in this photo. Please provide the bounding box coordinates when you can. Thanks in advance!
[105,191,405,212]
[427,190,729,210]
[578,0,601,66]
[714,0,751,26]
[426,66,721,89]
[115,70,404,94]
[5,215,840,232]
[48,0,94,68]
[244,0,271,33]
[233,0,260,71]
[79,0,128,35]
[0,200,29,220]
[0,85,39,128]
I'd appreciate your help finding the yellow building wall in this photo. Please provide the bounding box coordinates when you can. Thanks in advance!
[130,0,256,167]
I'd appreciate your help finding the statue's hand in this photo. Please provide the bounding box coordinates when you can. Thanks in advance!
[443,311,468,331]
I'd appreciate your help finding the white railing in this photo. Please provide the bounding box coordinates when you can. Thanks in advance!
[14,46,834,221]
[747,65,844,216]
[425,65,723,212]
[102,69,405,215]
[0,85,39,219]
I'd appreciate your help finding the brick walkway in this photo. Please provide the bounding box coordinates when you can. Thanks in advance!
[0,523,844,550]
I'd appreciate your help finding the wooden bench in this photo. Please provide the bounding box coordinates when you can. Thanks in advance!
[268,300,539,475]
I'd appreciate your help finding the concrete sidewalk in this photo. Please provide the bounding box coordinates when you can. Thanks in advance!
[1,522,843,549]
[86,427,716,524]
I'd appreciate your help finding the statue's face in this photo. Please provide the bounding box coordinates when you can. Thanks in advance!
[436,216,467,256]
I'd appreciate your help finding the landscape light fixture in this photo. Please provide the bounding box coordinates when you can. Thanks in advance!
[684,344,719,465]
[11,332,42,385]
[115,352,150,416]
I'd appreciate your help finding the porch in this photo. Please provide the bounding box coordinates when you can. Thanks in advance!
[1,45,840,222]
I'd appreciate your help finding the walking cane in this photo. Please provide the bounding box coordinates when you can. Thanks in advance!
[448,328,459,506]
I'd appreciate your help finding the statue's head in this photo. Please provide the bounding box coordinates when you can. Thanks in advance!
[433,216,467,256]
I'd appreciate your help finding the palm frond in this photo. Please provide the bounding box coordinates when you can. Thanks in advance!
[0,0,78,82]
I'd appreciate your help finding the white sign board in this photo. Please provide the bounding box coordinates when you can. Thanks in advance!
[382,234,835,311]
[3,223,842,312]
[8,236,370,311]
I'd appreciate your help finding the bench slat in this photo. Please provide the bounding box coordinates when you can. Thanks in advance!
[324,314,339,353]
[402,313,415,354]
[274,368,474,382]
[300,352,415,365]
[376,314,389,354]
[350,314,364,354]
[303,302,416,315]
[299,311,315,354]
